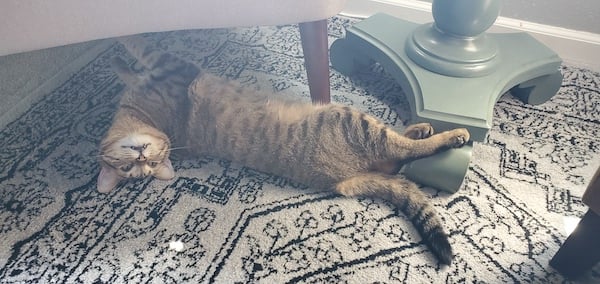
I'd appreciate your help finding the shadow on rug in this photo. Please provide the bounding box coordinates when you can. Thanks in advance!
[1,17,599,283]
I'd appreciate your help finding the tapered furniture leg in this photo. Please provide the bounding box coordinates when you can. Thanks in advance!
[330,0,562,192]
[299,20,331,104]
[551,166,600,278]
[550,209,600,279]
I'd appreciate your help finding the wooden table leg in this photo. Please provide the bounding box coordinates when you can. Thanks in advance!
[299,20,331,104]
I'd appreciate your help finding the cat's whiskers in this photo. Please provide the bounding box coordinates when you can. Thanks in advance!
[95,153,118,160]
[168,146,190,151]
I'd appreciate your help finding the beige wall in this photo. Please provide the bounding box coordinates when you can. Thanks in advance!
[419,0,600,34]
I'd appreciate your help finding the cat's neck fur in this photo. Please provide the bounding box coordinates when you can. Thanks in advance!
[117,88,189,148]
[107,108,159,138]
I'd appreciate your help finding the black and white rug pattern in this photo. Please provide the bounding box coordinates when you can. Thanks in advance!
[1,17,599,283]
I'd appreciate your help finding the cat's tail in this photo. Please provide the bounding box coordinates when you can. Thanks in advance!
[113,35,201,85]
[116,35,200,74]
[334,173,453,265]
[116,35,165,69]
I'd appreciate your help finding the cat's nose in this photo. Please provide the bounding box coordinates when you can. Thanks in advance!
[137,154,147,161]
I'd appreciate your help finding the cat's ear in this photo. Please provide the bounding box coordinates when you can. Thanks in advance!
[97,166,122,193]
[153,158,175,180]
[110,56,141,86]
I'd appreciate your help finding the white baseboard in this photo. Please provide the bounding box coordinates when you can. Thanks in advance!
[341,0,600,72]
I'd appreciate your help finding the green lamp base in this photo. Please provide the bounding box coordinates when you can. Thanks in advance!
[330,13,562,192]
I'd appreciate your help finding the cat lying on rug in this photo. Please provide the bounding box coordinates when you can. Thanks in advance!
[97,36,470,265]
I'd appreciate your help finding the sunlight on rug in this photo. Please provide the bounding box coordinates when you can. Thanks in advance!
[562,216,582,236]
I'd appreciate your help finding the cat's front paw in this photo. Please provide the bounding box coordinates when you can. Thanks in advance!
[449,128,470,147]
[404,123,434,139]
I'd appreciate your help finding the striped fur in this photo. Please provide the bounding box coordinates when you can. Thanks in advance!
[98,36,471,265]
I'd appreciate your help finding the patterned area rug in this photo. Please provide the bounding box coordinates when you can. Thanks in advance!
[1,17,599,283]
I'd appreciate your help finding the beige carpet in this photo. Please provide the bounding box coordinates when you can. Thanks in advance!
[0,17,599,283]
[0,39,113,129]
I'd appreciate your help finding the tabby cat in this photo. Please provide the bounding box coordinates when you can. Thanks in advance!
[98,36,471,265]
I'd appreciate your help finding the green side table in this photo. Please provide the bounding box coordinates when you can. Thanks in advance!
[330,0,562,192]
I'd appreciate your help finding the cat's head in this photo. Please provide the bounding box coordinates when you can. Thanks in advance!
[97,129,174,193]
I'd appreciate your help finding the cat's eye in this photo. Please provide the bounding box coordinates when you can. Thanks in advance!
[127,144,149,151]
[148,161,159,168]
[120,163,134,172]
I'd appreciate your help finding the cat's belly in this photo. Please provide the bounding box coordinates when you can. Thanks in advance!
[186,146,341,189]
[251,160,341,189]
[236,144,362,189]
[185,99,365,189]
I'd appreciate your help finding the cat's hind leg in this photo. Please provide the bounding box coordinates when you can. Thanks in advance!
[403,123,434,139]
[386,127,469,163]
[333,173,452,265]
[369,123,434,174]
[425,128,469,149]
